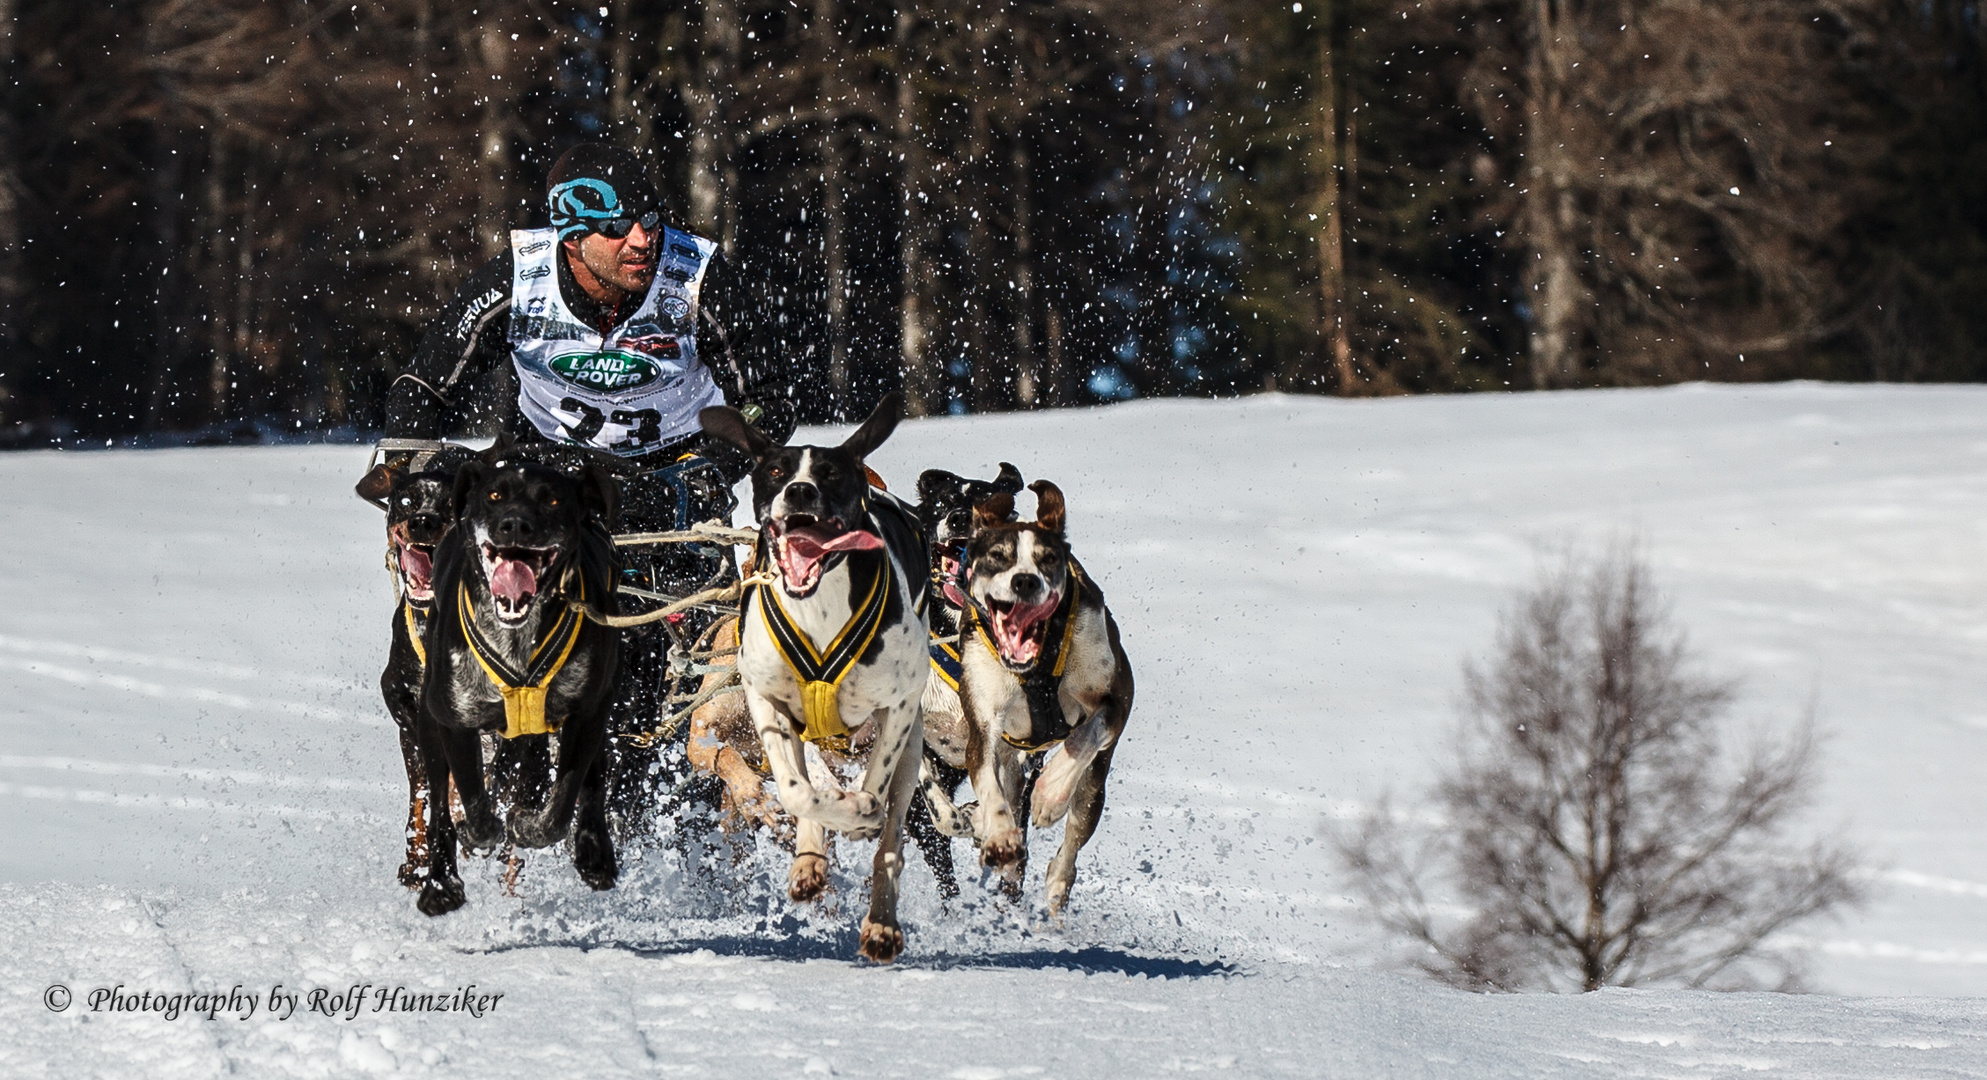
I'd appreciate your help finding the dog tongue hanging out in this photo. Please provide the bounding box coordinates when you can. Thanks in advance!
[771,520,886,594]
[956,479,1137,915]
[699,393,932,965]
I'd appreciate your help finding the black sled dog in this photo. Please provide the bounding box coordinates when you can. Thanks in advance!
[958,481,1134,913]
[699,393,930,963]
[413,454,622,916]
[356,449,476,887]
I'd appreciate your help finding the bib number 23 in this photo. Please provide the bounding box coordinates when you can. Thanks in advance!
[559,398,663,451]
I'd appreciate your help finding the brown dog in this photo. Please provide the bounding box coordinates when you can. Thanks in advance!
[957,481,1135,913]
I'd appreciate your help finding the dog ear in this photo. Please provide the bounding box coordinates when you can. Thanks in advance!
[699,405,774,458]
[974,492,1015,529]
[452,461,488,519]
[1029,479,1066,534]
[917,469,964,507]
[841,391,904,460]
[579,463,619,528]
[355,463,400,507]
[993,462,1024,494]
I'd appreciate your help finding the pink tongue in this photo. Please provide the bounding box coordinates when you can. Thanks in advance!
[490,560,537,603]
[400,546,432,588]
[781,527,885,589]
[996,594,1060,661]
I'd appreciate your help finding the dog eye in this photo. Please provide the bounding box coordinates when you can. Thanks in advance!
[765,466,786,481]
[488,491,502,502]
[399,497,412,506]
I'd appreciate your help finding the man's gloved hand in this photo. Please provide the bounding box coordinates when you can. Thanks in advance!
[739,392,797,448]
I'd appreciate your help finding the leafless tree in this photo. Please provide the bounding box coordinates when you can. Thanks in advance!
[1334,548,1863,992]
[1429,0,1878,388]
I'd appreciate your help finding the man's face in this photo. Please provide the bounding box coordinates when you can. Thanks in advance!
[564,219,656,296]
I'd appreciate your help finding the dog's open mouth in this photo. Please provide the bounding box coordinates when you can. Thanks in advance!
[397,541,437,604]
[479,544,559,622]
[935,546,970,608]
[986,592,1062,667]
[770,515,884,597]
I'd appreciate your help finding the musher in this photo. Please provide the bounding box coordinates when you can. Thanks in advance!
[379,142,793,823]
[382,141,793,486]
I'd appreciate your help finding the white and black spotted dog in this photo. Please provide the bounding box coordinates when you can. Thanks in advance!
[699,393,930,964]
[958,481,1134,914]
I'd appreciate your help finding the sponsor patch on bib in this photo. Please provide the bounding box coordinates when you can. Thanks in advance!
[547,349,677,392]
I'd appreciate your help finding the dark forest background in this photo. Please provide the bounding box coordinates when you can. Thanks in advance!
[0,0,1983,445]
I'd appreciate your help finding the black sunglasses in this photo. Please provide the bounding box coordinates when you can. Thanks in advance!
[594,209,661,240]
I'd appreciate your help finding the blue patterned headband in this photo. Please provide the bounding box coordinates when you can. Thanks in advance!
[549,178,636,241]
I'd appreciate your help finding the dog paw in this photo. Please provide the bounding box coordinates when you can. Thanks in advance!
[788,853,829,903]
[460,812,505,853]
[572,828,618,891]
[724,785,788,836]
[834,791,885,838]
[859,918,904,965]
[1030,792,1071,829]
[506,811,560,850]
[417,876,465,917]
[396,859,427,890]
[980,827,1026,869]
[1046,872,1075,916]
[945,800,982,839]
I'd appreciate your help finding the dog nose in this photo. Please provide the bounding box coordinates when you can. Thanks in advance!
[493,516,532,544]
[409,512,442,536]
[784,481,818,506]
[1010,573,1045,602]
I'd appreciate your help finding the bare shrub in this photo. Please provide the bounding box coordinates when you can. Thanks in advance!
[1334,548,1863,992]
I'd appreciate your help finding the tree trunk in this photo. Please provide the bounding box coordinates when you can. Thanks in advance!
[966,94,1003,413]
[1523,0,1584,389]
[1012,130,1039,408]
[688,0,739,250]
[895,9,941,416]
[475,19,517,259]
[143,126,186,433]
[1315,12,1355,393]
[206,135,229,423]
[814,0,850,412]
[0,0,22,422]
[608,0,634,136]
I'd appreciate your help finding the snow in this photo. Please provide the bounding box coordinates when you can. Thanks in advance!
[5,382,1987,1077]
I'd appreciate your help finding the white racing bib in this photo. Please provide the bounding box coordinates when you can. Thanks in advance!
[507,226,725,456]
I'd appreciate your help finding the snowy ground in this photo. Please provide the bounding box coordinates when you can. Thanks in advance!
[5,382,1987,1077]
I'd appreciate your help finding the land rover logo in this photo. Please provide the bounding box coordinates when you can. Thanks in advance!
[548,349,667,391]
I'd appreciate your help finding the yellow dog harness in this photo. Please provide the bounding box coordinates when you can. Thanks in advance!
[457,575,587,739]
[748,560,890,754]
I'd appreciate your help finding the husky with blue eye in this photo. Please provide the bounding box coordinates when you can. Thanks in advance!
[699,393,930,964]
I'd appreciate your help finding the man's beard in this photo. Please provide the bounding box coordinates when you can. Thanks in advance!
[579,247,655,295]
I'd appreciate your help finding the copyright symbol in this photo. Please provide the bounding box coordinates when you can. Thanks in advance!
[44,985,71,1012]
